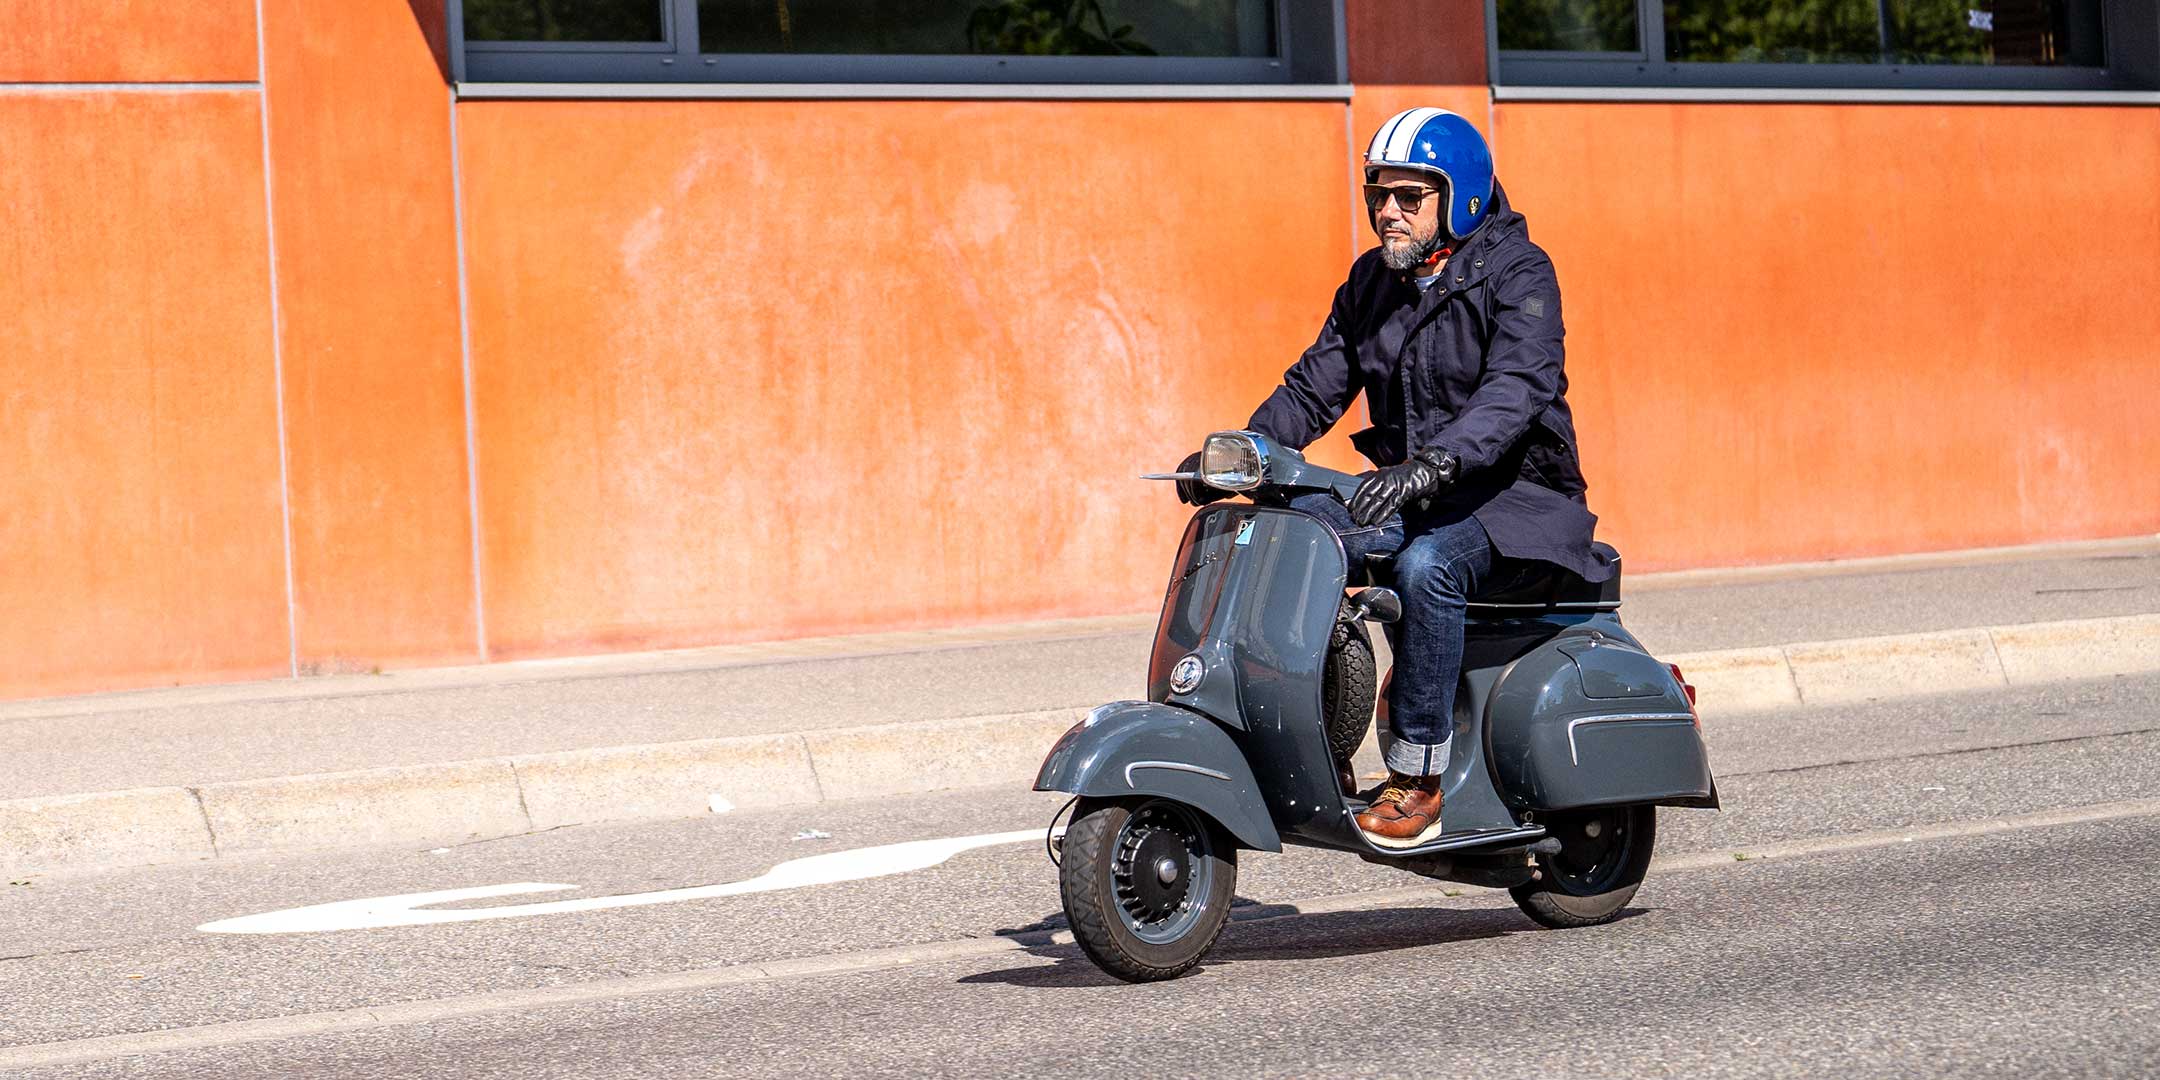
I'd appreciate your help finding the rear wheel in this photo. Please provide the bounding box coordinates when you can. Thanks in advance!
[1510,804,1656,928]
[1059,797,1237,982]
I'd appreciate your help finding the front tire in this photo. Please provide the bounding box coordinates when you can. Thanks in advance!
[1059,797,1237,982]
[1510,804,1656,929]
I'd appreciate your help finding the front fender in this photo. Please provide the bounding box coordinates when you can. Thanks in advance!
[1035,701,1281,852]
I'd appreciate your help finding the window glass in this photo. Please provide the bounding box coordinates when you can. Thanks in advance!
[1497,0,1640,52]
[465,0,666,42]
[1658,0,2106,65]
[696,0,1275,57]
[1663,0,1882,64]
[1888,1,2104,66]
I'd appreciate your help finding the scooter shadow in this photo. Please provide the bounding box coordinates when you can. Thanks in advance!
[963,903,1649,989]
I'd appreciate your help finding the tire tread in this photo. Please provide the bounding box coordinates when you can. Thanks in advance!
[1059,799,1234,982]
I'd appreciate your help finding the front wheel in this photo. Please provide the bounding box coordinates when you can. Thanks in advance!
[1510,804,1656,929]
[1059,797,1237,982]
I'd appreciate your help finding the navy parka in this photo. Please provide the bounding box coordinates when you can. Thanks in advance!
[1246,181,1613,582]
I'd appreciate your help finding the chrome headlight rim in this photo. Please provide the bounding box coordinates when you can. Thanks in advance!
[1168,653,1207,695]
[1199,430,1266,493]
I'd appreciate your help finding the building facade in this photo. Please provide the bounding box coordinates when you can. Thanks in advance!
[4,0,2156,700]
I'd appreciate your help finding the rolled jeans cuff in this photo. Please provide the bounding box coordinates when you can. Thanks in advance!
[1381,733,1451,778]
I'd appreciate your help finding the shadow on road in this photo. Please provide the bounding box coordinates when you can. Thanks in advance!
[963,905,1646,988]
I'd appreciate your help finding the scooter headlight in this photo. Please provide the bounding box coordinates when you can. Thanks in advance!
[1200,431,1266,492]
[1169,654,1207,695]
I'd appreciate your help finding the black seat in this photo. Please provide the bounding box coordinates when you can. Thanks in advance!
[1359,542,1621,613]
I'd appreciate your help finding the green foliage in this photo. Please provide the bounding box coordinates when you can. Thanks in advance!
[966,0,1159,56]
[1497,0,1640,52]
[1663,0,1882,63]
[1890,0,1993,64]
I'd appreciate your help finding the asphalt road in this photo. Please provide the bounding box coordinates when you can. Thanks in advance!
[4,673,2158,1077]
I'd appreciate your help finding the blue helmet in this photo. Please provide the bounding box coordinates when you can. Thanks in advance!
[1365,107,1494,241]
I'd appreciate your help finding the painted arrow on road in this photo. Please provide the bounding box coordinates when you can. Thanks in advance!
[199,829,1045,935]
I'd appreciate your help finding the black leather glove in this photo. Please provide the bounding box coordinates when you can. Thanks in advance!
[1175,451,1234,507]
[1347,450,1459,526]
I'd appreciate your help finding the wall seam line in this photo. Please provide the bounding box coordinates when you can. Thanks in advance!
[253,0,301,679]
[448,90,491,663]
[1343,98,1362,259]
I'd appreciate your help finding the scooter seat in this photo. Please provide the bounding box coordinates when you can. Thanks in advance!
[1360,543,1622,613]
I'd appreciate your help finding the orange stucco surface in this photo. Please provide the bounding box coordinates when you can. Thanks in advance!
[5,3,2157,701]
[0,92,290,698]
[0,0,258,83]
[1496,102,2160,569]
[261,0,478,670]
[455,99,1355,658]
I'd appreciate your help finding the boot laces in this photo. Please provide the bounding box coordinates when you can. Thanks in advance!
[1374,775,1418,806]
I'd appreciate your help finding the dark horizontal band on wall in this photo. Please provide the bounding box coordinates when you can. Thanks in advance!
[1495,85,2160,106]
[453,81,1355,102]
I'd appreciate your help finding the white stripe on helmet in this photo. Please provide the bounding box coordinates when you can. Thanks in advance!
[1378,107,1445,165]
[1367,108,1416,161]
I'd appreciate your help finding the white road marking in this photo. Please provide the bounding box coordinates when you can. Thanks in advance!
[198,829,1043,935]
[18,798,2156,1073]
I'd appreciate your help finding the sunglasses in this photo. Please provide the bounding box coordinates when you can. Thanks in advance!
[1363,182,1442,215]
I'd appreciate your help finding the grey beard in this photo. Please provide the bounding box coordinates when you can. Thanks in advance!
[1379,228,1447,272]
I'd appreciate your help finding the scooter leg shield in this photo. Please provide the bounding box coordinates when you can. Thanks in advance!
[1036,702,1282,853]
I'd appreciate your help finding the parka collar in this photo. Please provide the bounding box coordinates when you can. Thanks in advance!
[1402,179,1521,294]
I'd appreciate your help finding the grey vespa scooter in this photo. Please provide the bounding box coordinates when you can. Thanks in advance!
[1036,430,1719,982]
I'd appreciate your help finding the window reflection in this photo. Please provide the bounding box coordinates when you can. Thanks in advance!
[1659,0,2103,65]
[1887,1,2103,66]
[465,0,666,42]
[1663,0,1883,64]
[1498,0,1640,53]
[696,0,1274,57]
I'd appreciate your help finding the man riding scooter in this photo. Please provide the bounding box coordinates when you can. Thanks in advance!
[1179,107,1613,849]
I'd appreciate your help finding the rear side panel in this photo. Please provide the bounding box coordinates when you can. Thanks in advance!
[1486,632,1716,811]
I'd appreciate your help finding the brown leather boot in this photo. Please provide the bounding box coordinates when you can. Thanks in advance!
[1354,771,1444,848]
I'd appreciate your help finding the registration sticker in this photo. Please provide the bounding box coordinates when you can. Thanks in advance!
[1234,519,1257,546]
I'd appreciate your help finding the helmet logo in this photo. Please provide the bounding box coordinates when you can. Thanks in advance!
[1468,196,1481,215]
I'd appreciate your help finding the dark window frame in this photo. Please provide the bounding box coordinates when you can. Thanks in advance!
[1490,0,2160,92]
[450,0,1347,85]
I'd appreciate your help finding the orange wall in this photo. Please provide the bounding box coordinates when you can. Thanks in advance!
[0,0,257,83]
[4,0,2158,700]
[261,0,477,671]
[1497,102,2160,568]
[454,99,1354,657]
[0,92,291,698]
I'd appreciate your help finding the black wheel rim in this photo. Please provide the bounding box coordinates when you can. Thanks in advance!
[1546,807,1634,895]
[1110,801,1216,945]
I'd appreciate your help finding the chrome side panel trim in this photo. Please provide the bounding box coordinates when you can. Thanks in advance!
[1565,713,1697,766]
[1124,760,1235,788]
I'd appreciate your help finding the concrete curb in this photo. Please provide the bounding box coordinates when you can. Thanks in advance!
[1672,612,2160,714]
[6,614,2156,877]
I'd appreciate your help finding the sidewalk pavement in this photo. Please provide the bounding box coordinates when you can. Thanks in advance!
[5,536,2157,875]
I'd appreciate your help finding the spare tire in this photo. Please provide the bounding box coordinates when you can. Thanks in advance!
[1321,618,1377,765]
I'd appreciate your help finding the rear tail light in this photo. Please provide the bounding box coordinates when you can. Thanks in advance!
[1668,663,1698,723]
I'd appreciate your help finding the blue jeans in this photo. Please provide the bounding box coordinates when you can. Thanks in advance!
[1291,493,1532,778]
